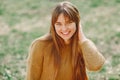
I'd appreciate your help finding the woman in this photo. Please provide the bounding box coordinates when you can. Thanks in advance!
[26,1,105,80]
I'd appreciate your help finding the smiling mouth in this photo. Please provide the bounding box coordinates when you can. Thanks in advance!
[61,31,70,35]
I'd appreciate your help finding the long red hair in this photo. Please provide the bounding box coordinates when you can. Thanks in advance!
[50,1,88,80]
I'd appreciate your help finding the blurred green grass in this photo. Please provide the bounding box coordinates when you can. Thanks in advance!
[0,0,120,80]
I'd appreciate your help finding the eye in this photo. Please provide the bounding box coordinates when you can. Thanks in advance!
[55,22,62,26]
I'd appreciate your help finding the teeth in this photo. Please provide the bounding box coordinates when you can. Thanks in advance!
[62,32,69,35]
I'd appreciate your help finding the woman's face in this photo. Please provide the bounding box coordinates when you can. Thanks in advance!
[54,13,76,44]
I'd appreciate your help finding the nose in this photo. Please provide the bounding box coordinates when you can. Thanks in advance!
[61,26,67,32]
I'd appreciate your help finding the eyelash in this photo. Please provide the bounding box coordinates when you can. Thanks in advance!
[69,21,73,23]
[56,23,61,26]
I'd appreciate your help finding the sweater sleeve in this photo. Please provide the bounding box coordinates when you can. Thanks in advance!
[26,40,44,80]
[81,39,105,71]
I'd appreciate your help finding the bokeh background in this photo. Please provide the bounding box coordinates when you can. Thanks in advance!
[0,0,120,80]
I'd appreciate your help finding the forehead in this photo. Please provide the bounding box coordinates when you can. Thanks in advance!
[56,13,72,22]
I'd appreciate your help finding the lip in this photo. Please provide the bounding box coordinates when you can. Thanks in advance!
[61,31,70,35]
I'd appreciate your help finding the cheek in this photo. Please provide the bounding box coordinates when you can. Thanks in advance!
[70,24,76,33]
[54,26,60,34]
[73,27,76,34]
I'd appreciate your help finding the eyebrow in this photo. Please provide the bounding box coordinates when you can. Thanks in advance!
[55,20,73,23]
[55,22,61,24]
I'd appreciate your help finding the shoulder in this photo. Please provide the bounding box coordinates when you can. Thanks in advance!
[36,33,52,41]
[79,38,90,46]
[28,33,53,56]
[29,33,53,50]
[79,38,96,49]
[80,38,95,46]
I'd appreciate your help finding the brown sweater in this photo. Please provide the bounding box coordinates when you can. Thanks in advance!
[26,36,105,80]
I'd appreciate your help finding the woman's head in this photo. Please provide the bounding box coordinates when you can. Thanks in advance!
[50,1,80,44]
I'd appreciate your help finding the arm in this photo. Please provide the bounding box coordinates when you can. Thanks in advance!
[26,40,44,80]
[80,39,105,71]
[79,23,105,71]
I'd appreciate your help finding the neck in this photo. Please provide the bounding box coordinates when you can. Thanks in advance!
[64,40,71,45]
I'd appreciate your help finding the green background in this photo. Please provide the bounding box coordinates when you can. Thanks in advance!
[0,0,120,80]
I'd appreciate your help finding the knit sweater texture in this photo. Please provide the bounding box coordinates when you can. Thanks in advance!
[26,35,105,80]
